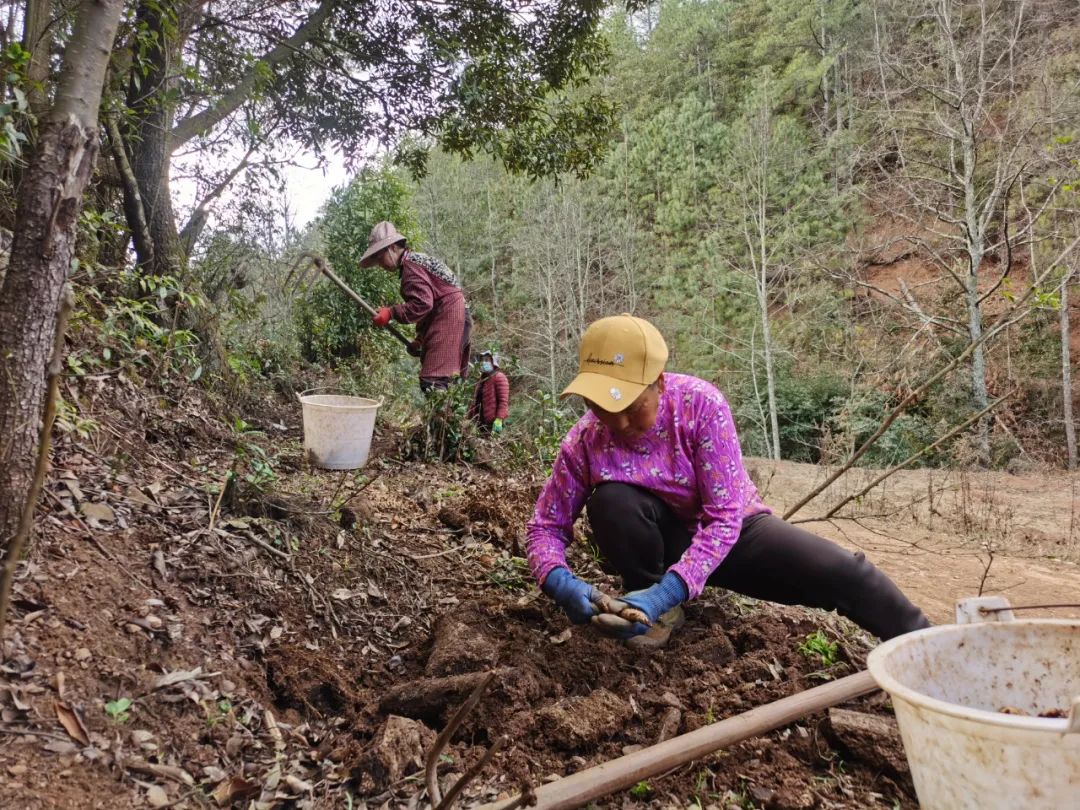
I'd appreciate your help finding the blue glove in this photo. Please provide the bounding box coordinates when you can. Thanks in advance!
[616,572,689,637]
[541,567,600,625]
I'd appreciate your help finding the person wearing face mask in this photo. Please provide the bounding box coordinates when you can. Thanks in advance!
[526,314,930,650]
[468,351,510,434]
[360,221,471,392]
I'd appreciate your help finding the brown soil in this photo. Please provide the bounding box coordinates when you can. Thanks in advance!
[751,460,1080,623]
[3,367,1079,809]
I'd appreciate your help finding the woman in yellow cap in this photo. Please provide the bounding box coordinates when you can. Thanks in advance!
[527,314,930,650]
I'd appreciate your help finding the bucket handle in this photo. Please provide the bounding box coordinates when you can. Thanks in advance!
[296,387,385,409]
[296,385,337,402]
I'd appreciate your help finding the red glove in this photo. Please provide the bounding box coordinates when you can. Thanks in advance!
[372,307,392,328]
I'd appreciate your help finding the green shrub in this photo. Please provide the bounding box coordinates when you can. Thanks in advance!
[296,166,420,362]
[505,390,580,472]
[401,383,479,462]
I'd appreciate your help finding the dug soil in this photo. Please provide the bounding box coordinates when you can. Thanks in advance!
[2,369,1079,809]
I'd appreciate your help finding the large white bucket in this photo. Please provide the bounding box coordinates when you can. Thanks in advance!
[867,601,1080,809]
[298,393,381,470]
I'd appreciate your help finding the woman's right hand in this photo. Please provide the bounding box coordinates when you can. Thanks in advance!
[541,567,600,625]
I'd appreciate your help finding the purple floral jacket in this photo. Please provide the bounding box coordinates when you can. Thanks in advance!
[525,373,769,599]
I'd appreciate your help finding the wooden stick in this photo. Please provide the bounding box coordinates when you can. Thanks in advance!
[474,670,878,810]
[309,255,413,348]
[0,285,74,642]
[425,670,496,807]
[434,735,507,810]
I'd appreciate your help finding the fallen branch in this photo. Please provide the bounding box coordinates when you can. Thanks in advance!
[434,735,507,810]
[121,756,195,786]
[239,529,291,561]
[474,670,877,810]
[425,670,496,807]
[791,391,1013,525]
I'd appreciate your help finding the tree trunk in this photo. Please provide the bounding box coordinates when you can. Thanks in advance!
[966,264,991,465]
[759,264,781,461]
[120,0,334,275]
[0,0,125,551]
[1063,267,1077,470]
[22,0,53,116]
[755,123,781,462]
[961,114,991,465]
[123,0,186,277]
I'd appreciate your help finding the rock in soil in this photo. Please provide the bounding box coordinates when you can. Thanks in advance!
[826,708,910,776]
[656,706,682,743]
[354,715,436,791]
[535,688,633,750]
[685,634,736,666]
[425,614,499,677]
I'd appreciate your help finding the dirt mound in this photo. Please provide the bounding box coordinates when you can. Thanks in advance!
[425,614,500,676]
[438,480,540,555]
[351,585,915,806]
[535,688,633,750]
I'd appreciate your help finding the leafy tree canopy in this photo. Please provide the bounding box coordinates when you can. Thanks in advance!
[168,0,627,179]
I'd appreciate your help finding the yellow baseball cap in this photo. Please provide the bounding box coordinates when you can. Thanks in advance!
[561,314,668,413]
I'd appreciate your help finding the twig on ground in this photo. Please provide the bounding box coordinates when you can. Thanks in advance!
[407,546,474,561]
[977,544,996,596]
[207,469,234,533]
[293,570,340,634]
[239,530,291,561]
[425,670,496,807]
[0,726,78,743]
[434,736,508,810]
[121,756,195,786]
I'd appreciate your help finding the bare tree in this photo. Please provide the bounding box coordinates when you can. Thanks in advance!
[720,71,840,460]
[732,87,783,460]
[0,0,125,550]
[865,0,1079,464]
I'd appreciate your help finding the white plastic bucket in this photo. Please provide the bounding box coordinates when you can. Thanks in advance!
[298,392,381,470]
[867,607,1080,809]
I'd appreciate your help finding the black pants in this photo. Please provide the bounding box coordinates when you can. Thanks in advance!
[420,376,452,393]
[586,483,930,640]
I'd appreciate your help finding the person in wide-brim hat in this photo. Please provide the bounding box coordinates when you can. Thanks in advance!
[526,314,930,651]
[359,221,408,268]
[361,221,471,391]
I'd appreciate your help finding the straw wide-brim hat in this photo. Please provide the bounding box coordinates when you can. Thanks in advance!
[360,221,407,267]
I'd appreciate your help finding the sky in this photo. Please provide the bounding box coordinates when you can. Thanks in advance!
[171,145,353,242]
[281,152,351,227]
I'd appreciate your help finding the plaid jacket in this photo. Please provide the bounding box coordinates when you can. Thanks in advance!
[391,251,469,379]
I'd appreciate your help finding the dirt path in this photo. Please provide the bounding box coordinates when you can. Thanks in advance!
[752,459,1080,623]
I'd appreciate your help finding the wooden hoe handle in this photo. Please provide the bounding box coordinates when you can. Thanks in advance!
[312,256,413,348]
[475,670,879,810]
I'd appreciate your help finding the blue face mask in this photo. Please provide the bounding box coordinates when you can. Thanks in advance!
[481,362,494,374]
